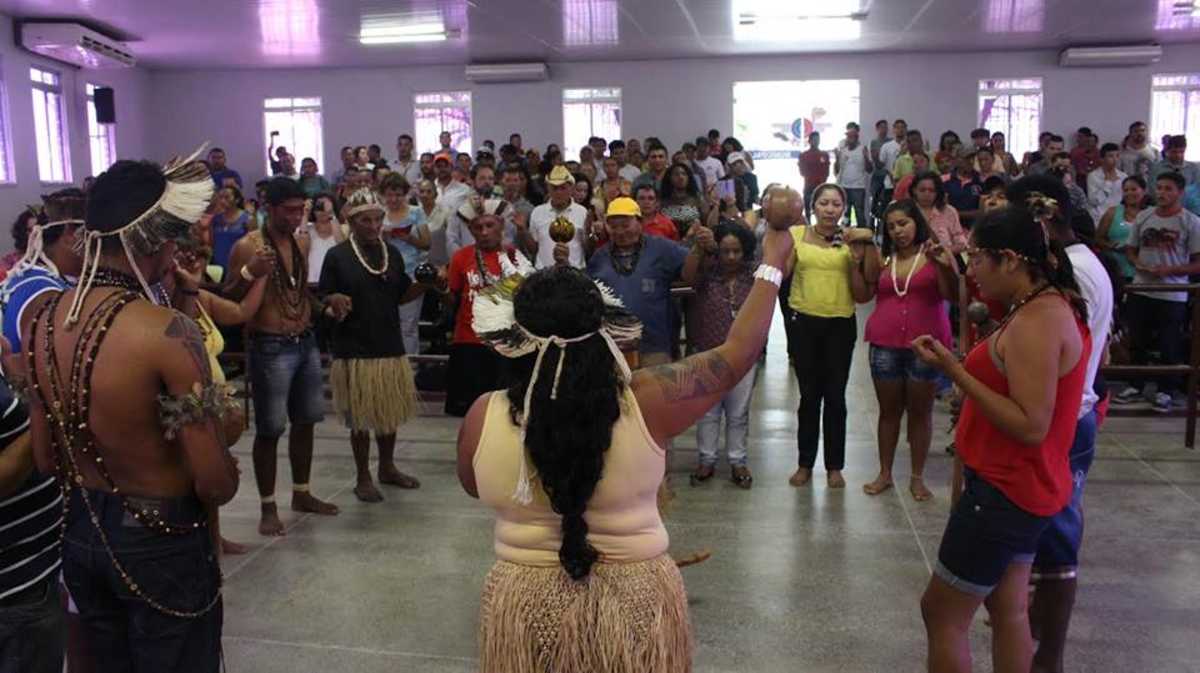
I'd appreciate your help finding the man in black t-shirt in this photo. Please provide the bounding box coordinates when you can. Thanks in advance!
[318,189,439,502]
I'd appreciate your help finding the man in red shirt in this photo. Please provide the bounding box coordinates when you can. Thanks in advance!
[635,184,681,241]
[1069,126,1100,190]
[798,131,831,222]
[444,197,525,416]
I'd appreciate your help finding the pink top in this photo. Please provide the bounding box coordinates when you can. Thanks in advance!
[922,205,968,253]
[864,260,951,349]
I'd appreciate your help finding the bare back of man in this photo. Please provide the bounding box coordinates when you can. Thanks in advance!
[30,289,238,503]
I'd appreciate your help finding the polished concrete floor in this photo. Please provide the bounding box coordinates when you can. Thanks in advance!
[216,311,1200,673]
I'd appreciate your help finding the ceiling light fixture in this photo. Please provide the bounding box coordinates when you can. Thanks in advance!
[359,15,458,45]
[733,0,866,42]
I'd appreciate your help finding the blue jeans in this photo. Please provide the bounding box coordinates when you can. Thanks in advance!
[1033,409,1098,578]
[697,368,756,467]
[249,330,325,439]
[0,578,64,673]
[62,489,222,673]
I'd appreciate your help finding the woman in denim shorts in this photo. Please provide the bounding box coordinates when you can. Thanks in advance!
[910,204,1090,673]
[862,201,958,501]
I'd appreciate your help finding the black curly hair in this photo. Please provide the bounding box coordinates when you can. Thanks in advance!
[10,208,40,253]
[506,266,625,580]
[41,188,86,248]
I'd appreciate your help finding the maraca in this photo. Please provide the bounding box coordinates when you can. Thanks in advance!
[549,216,576,244]
[413,262,439,285]
[761,186,804,231]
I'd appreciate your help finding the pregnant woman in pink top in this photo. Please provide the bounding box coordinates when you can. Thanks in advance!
[863,200,958,500]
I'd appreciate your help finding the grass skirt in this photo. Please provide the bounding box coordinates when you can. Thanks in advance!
[330,356,417,433]
[479,554,691,673]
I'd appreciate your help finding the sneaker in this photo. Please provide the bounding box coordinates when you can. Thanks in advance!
[1152,392,1173,414]
[1113,386,1145,406]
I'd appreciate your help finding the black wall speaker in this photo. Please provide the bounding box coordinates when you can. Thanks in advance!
[93,87,115,124]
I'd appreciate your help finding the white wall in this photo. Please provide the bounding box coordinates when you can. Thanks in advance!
[146,42,1200,187]
[0,16,151,228]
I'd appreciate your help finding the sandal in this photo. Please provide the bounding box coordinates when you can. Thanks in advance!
[910,475,934,502]
[690,464,715,486]
[731,465,753,489]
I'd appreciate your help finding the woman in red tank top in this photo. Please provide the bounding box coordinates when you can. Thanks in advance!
[910,203,1090,673]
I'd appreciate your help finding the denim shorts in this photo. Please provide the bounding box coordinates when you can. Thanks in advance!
[1033,409,1097,578]
[249,330,325,439]
[935,470,1052,597]
[868,345,941,382]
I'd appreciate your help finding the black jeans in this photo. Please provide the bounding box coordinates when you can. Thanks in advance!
[0,578,64,673]
[1127,293,1188,395]
[62,489,222,673]
[788,313,857,470]
[843,188,868,228]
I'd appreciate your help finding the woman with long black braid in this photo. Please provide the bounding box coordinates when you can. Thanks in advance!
[456,224,794,672]
[913,203,1091,673]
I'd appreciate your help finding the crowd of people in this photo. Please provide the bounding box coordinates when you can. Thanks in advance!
[0,113,1196,673]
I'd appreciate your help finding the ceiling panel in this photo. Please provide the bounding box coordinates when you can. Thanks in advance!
[0,0,1195,69]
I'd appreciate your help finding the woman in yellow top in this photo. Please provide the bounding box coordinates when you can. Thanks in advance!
[456,227,794,672]
[171,237,272,554]
[784,183,880,489]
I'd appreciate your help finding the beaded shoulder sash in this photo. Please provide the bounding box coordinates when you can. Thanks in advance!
[26,290,221,618]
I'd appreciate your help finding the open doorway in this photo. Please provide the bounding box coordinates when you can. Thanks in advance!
[732,79,861,199]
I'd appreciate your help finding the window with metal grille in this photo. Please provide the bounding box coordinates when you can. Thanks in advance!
[563,88,621,161]
[414,91,472,155]
[978,78,1043,161]
[86,83,116,176]
[263,97,324,176]
[31,67,71,183]
[1151,74,1200,161]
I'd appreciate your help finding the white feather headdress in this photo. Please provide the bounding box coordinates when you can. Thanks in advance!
[65,144,215,326]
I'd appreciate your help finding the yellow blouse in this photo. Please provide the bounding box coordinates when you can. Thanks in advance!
[196,303,226,384]
[788,225,856,319]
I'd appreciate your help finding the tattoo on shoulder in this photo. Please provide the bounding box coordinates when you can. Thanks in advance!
[165,313,213,381]
[649,352,734,402]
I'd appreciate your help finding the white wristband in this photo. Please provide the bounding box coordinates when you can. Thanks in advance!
[753,264,783,288]
[241,265,256,282]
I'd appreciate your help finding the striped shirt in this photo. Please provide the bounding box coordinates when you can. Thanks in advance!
[0,377,61,600]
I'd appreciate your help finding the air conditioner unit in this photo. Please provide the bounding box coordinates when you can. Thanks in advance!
[19,22,136,68]
[1059,44,1162,68]
[465,63,548,84]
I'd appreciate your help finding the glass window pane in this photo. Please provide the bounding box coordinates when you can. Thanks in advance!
[32,91,50,180]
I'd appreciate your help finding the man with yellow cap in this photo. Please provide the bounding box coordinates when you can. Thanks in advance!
[586,196,711,368]
[517,165,590,269]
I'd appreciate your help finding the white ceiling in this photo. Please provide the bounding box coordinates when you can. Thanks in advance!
[0,0,1198,69]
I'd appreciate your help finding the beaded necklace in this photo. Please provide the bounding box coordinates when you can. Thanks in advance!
[264,229,307,321]
[611,237,645,276]
[27,291,220,618]
[889,250,923,298]
[474,246,501,287]
[350,235,389,276]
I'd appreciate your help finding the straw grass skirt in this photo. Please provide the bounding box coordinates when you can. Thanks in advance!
[330,356,417,433]
[479,554,691,673]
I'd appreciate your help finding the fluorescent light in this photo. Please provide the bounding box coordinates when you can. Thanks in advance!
[360,33,447,44]
[733,0,863,42]
[359,14,449,45]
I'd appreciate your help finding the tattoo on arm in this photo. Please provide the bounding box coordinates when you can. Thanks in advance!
[165,314,213,382]
[649,351,735,402]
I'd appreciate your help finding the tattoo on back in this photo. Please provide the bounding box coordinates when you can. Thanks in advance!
[165,314,213,382]
[650,352,735,402]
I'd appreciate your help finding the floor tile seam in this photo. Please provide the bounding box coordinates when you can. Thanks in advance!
[221,635,478,664]
[1112,435,1200,510]
[891,484,933,574]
